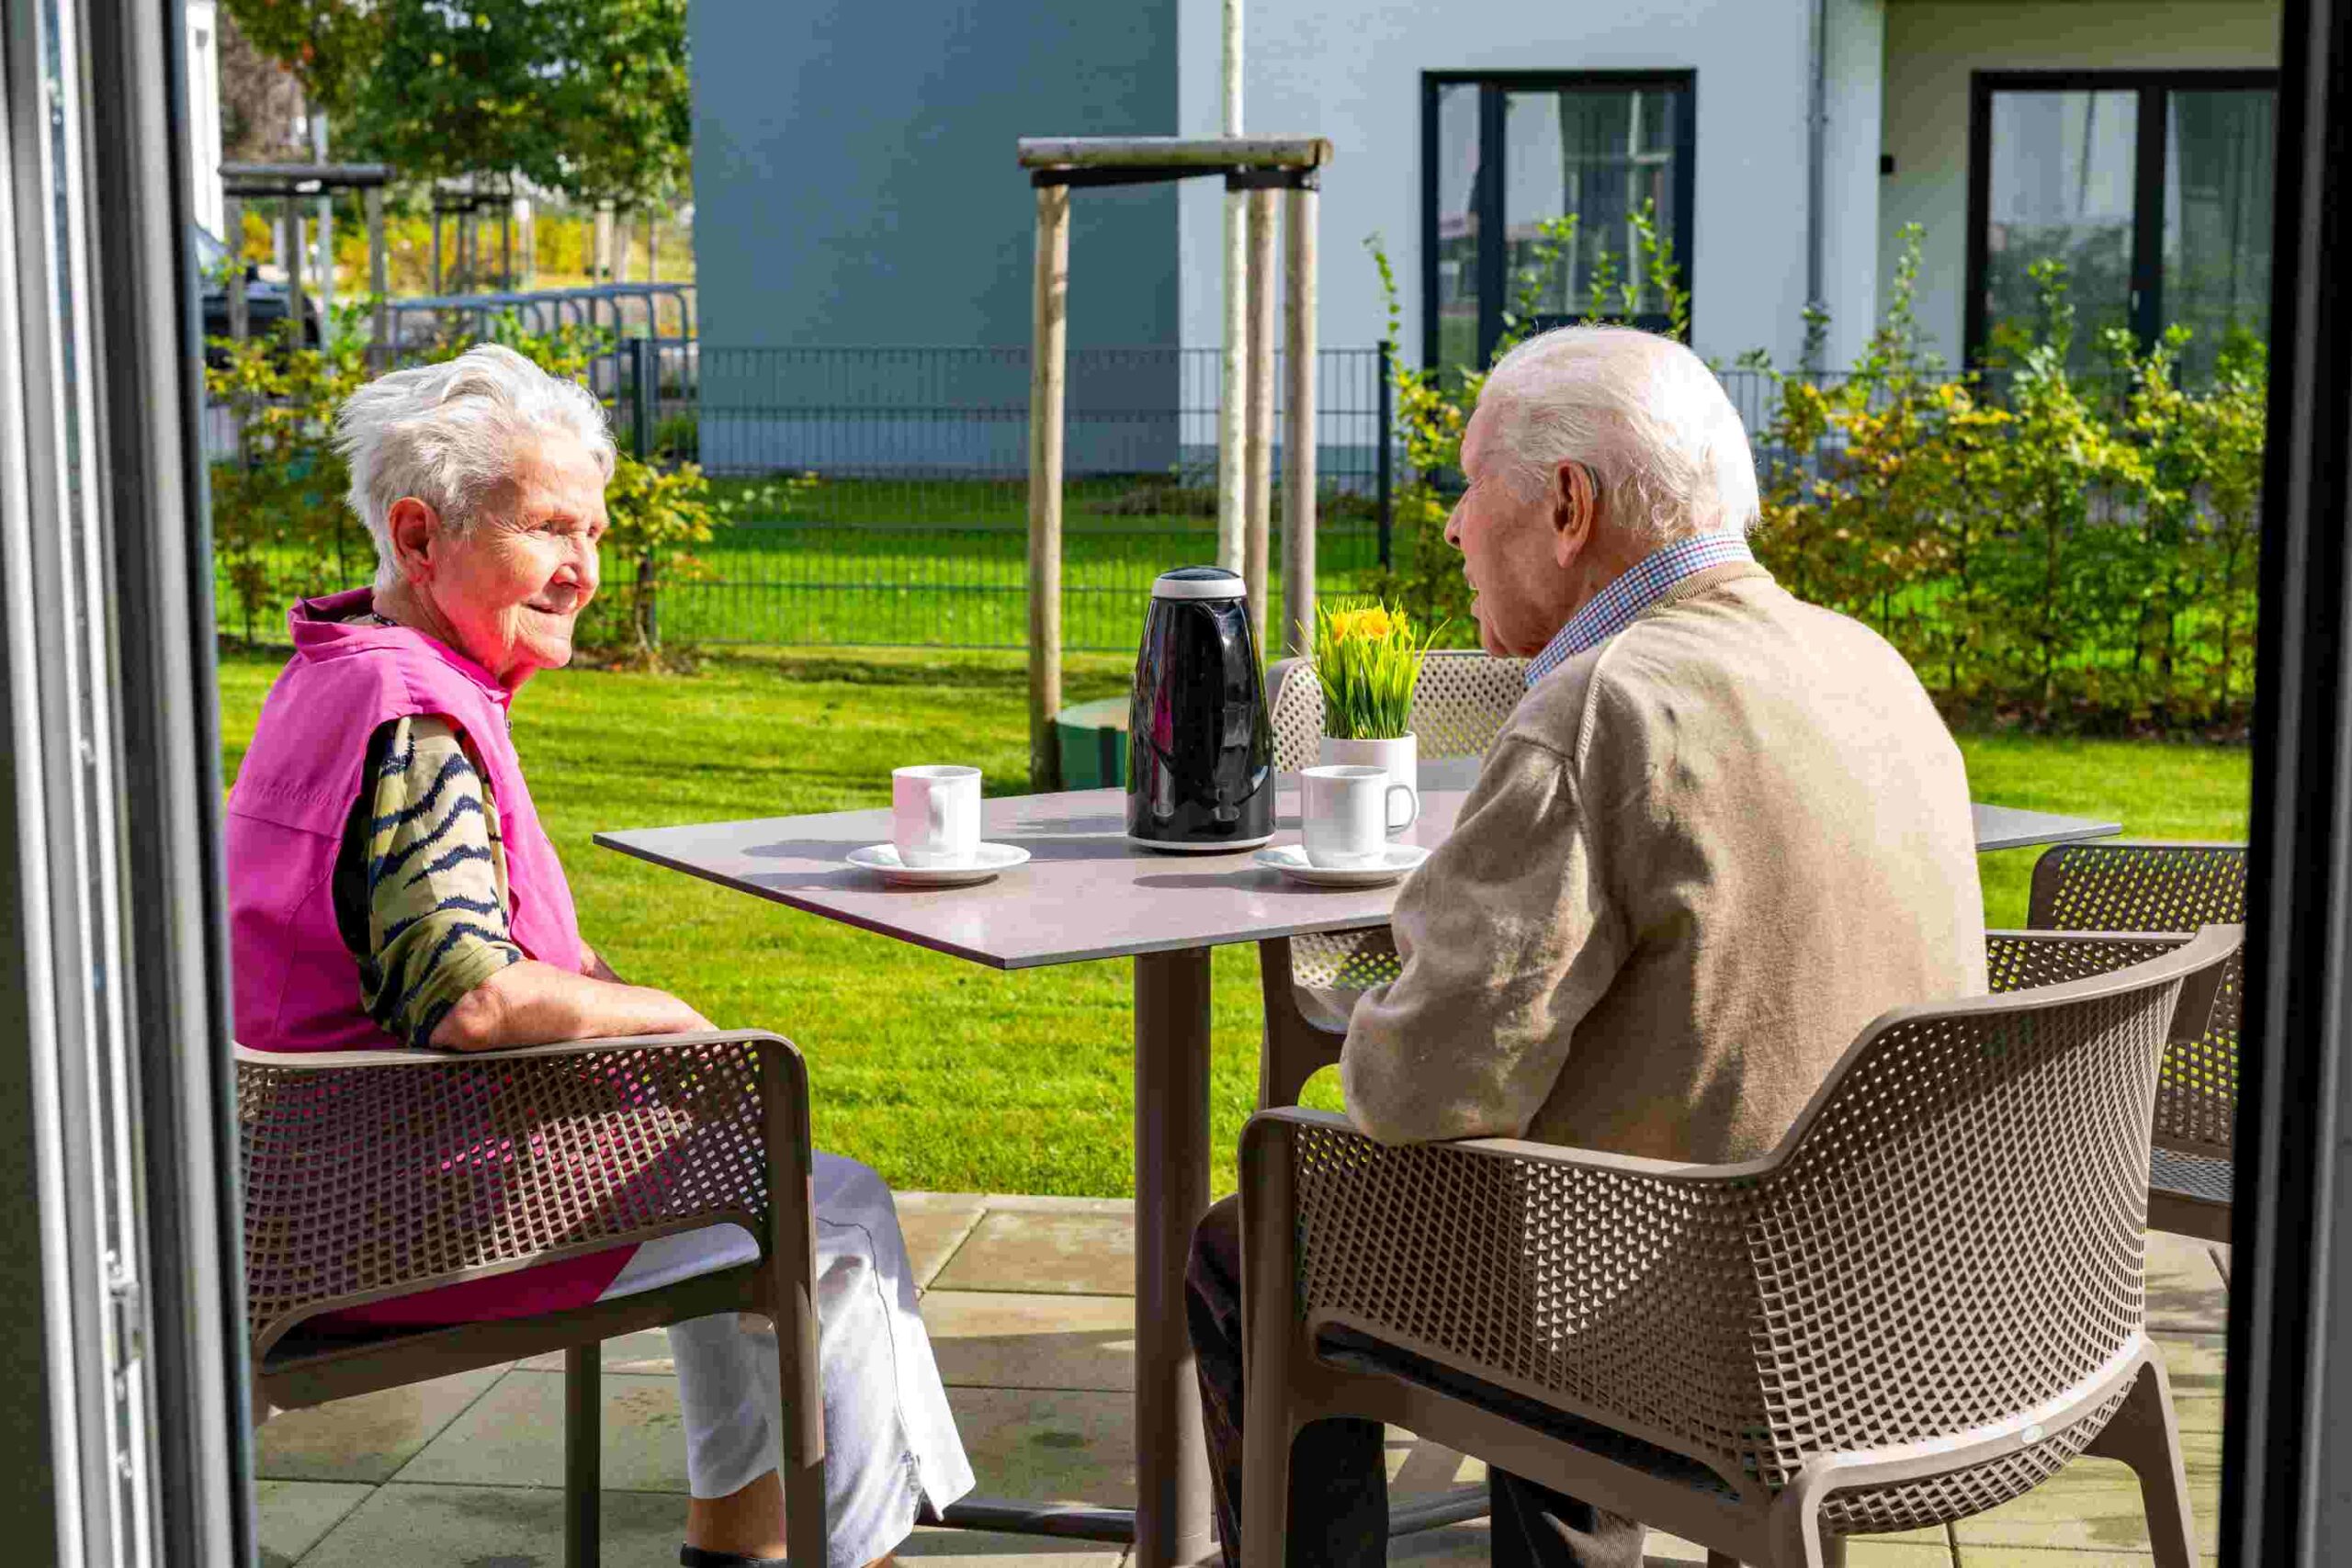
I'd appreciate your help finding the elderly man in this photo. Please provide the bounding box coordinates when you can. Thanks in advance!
[228,345,973,1568]
[1185,325,1984,1567]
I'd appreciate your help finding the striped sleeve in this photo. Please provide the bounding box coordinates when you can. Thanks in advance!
[347,715,524,1047]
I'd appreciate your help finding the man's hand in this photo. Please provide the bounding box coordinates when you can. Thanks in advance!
[431,958,715,1052]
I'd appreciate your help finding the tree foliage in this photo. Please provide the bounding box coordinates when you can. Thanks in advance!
[220,0,693,209]
[217,0,380,121]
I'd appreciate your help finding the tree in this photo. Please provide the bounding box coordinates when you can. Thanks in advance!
[222,0,693,213]
[346,0,570,192]
[543,0,692,209]
[216,0,381,123]
[216,5,308,160]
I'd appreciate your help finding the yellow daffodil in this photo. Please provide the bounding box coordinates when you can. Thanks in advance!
[1311,598,1442,739]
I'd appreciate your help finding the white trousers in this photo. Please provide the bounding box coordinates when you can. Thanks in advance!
[667,1155,975,1568]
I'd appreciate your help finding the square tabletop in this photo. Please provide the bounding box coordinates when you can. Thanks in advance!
[594,758,2119,971]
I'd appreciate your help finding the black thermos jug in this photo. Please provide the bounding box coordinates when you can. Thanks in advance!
[1126,567,1275,851]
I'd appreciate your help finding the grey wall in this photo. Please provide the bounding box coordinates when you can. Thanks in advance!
[693,0,1182,350]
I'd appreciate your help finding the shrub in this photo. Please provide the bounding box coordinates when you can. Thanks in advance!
[1745,234,2264,730]
[1365,217,2267,732]
[205,312,729,667]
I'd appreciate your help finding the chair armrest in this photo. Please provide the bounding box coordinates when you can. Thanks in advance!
[233,1026,790,1069]
[238,1030,809,1354]
[1240,1107,1768,1481]
[1984,927,2240,1044]
[1984,930,2193,994]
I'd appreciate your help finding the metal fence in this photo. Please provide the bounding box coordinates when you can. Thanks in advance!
[207,339,1400,652]
[217,336,2109,653]
[640,344,1396,650]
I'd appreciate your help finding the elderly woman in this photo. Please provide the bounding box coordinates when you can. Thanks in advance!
[227,345,972,1568]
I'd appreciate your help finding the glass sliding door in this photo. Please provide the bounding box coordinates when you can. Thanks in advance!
[1502,85,1685,329]
[1,0,251,1558]
[1422,72,1694,379]
[1980,88,2139,365]
[2165,88,2275,381]
[1968,71,2278,374]
[1428,82,1483,378]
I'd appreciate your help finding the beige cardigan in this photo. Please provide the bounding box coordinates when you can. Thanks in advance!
[1340,562,1986,1165]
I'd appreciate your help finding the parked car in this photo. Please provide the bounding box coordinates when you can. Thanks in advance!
[195,225,320,364]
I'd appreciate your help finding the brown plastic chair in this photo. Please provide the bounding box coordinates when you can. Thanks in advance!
[1256,650,1529,1107]
[1238,926,2239,1568]
[2024,841,2246,1243]
[240,1029,827,1568]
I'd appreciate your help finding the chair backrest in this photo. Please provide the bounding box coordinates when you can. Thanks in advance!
[1282,928,2235,1526]
[1268,649,1531,772]
[238,1040,775,1353]
[1740,926,2235,1506]
[2029,841,2245,1160]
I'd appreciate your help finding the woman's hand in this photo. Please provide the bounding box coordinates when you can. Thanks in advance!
[431,958,718,1052]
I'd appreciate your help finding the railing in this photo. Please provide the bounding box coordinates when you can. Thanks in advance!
[378,282,696,407]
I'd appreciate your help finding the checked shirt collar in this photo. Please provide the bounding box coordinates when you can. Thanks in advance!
[1523,532,1756,688]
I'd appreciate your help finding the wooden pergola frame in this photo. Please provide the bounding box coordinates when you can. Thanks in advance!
[218,162,396,353]
[1017,135,1333,789]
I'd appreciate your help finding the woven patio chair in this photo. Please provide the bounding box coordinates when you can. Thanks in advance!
[240,1029,827,1568]
[1238,925,2239,1568]
[1257,650,1528,1108]
[2021,841,2246,1244]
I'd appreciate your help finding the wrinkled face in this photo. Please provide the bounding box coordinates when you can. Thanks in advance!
[417,434,606,685]
[1442,401,1583,658]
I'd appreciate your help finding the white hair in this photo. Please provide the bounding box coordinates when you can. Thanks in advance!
[334,344,616,590]
[1478,325,1760,547]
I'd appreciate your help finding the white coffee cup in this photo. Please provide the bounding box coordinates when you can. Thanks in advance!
[1300,764,1419,869]
[892,764,981,867]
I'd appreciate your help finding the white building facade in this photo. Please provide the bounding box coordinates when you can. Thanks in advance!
[1174,0,2280,373]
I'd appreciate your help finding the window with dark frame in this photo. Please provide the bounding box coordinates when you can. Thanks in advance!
[1422,72,1697,379]
[1966,69,2278,379]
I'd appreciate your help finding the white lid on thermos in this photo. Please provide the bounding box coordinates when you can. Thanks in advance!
[1149,566,1249,601]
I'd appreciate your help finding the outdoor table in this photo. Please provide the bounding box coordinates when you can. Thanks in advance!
[596,773,2117,1568]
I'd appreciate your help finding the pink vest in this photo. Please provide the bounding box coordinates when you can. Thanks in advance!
[228,588,586,1052]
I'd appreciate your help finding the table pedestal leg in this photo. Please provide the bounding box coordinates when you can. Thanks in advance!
[1134,945,1216,1568]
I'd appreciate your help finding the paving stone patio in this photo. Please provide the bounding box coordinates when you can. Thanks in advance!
[255,1193,2233,1568]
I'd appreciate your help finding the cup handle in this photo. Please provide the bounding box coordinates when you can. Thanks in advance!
[1386,783,1419,832]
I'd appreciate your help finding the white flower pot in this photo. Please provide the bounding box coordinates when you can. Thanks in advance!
[1317,731,1419,836]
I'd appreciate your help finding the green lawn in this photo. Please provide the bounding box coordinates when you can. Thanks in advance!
[217,646,2251,1199]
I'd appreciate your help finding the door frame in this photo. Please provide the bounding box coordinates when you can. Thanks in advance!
[1420,68,1698,375]
[1963,66,2280,367]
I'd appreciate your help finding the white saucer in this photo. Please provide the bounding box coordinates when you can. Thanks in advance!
[1253,841,1430,887]
[847,841,1031,886]
[1124,831,1277,854]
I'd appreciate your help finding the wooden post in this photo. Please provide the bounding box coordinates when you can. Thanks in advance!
[1243,186,1277,650]
[223,196,247,342]
[646,210,660,282]
[1217,197,1248,577]
[1282,182,1318,657]
[282,200,305,344]
[1027,183,1070,792]
[365,186,387,367]
[595,202,615,285]
[430,209,442,294]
